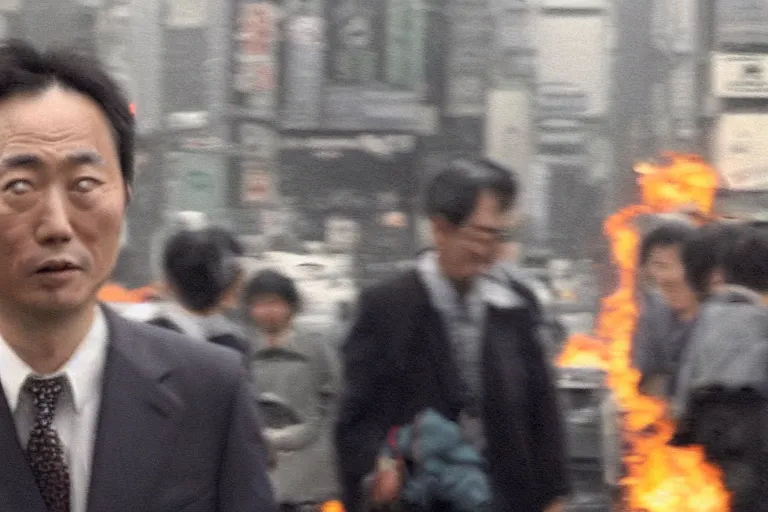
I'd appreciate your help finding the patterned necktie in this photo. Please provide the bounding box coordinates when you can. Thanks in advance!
[24,376,70,512]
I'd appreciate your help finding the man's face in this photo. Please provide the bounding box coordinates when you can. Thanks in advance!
[432,191,506,286]
[249,294,293,334]
[646,245,698,314]
[0,86,126,317]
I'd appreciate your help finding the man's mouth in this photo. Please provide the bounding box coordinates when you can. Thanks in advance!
[35,259,82,274]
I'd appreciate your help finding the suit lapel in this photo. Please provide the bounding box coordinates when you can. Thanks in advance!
[0,387,47,512]
[87,308,184,512]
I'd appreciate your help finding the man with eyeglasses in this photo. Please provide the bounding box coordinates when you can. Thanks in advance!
[335,159,570,512]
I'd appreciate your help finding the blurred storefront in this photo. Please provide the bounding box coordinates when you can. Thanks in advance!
[278,131,419,284]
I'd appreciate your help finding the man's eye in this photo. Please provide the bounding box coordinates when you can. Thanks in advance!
[4,180,33,195]
[74,178,101,192]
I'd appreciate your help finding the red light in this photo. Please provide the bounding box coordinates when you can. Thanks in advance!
[129,103,136,116]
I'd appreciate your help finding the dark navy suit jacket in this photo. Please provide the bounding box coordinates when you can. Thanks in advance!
[0,307,276,512]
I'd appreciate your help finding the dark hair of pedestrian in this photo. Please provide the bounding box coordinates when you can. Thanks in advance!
[243,270,301,313]
[208,226,245,257]
[425,158,518,226]
[0,39,134,184]
[722,226,768,294]
[682,221,747,298]
[639,221,697,266]
[163,227,242,312]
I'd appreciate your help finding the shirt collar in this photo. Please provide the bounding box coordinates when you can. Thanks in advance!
[0,306,109,413]
[417,251,524,311]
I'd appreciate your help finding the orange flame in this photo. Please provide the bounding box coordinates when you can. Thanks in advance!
[98,282,158,303]
[558,153,730,511]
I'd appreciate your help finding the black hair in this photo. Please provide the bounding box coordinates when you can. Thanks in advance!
[639,222,697,266]
[243,270,301,313]
[163,227,242,312]
[722,226,768,294]
[425,158,518,226]
[683,222,747,298]
[0,39,134,183]
[208,226,244,257]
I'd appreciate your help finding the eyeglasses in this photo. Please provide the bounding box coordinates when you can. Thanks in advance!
[458,223,505,245]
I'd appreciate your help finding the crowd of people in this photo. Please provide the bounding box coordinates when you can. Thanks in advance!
[137,158,571,512]
[0,38,572,512]
[632,217,768,511]
[2,33,766,512]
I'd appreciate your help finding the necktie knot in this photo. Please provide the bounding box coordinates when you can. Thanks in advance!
[23,376,66,421]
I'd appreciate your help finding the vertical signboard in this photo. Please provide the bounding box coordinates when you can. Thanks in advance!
[234,2,277,117]
[239,123,278,206]
[493,2,534,85]
[671,0,695,53]
[445,0,492,117]
[385,0,426,92]
[485,88,532,182]
[163,26,208,116]
[282,14,326,129]
[127,0,163,135]
[670,60,695,141]
[327,0,379,84]
[536,14,608,117]
[97,5,135,104]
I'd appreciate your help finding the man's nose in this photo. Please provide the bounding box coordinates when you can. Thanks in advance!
[35,188,74,245]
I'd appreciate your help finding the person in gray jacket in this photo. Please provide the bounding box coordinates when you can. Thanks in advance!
[244,270,342,510]
[674,225,768,418]
[672,226,768,511]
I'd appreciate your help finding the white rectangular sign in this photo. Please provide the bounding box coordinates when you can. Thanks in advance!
[714,114,768,190]
[485,88,532,182]
[166,0,208,28]
[540,0,606,9]
[0,0,21,11]
[712,53,768,98]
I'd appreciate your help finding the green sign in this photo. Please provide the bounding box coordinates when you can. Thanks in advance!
[167,152,228,215]
[386,0,426,90]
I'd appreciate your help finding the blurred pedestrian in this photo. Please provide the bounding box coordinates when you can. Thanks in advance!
[148,226,251,359]
[245,270,342,510]
[336,159,570,512]
[632,221,698,398]
[673,226,768,512]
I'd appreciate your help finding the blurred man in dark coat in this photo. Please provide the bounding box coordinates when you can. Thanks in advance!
[336,159,570,512]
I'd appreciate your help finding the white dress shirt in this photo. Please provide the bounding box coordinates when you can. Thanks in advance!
[0,307,108,512]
